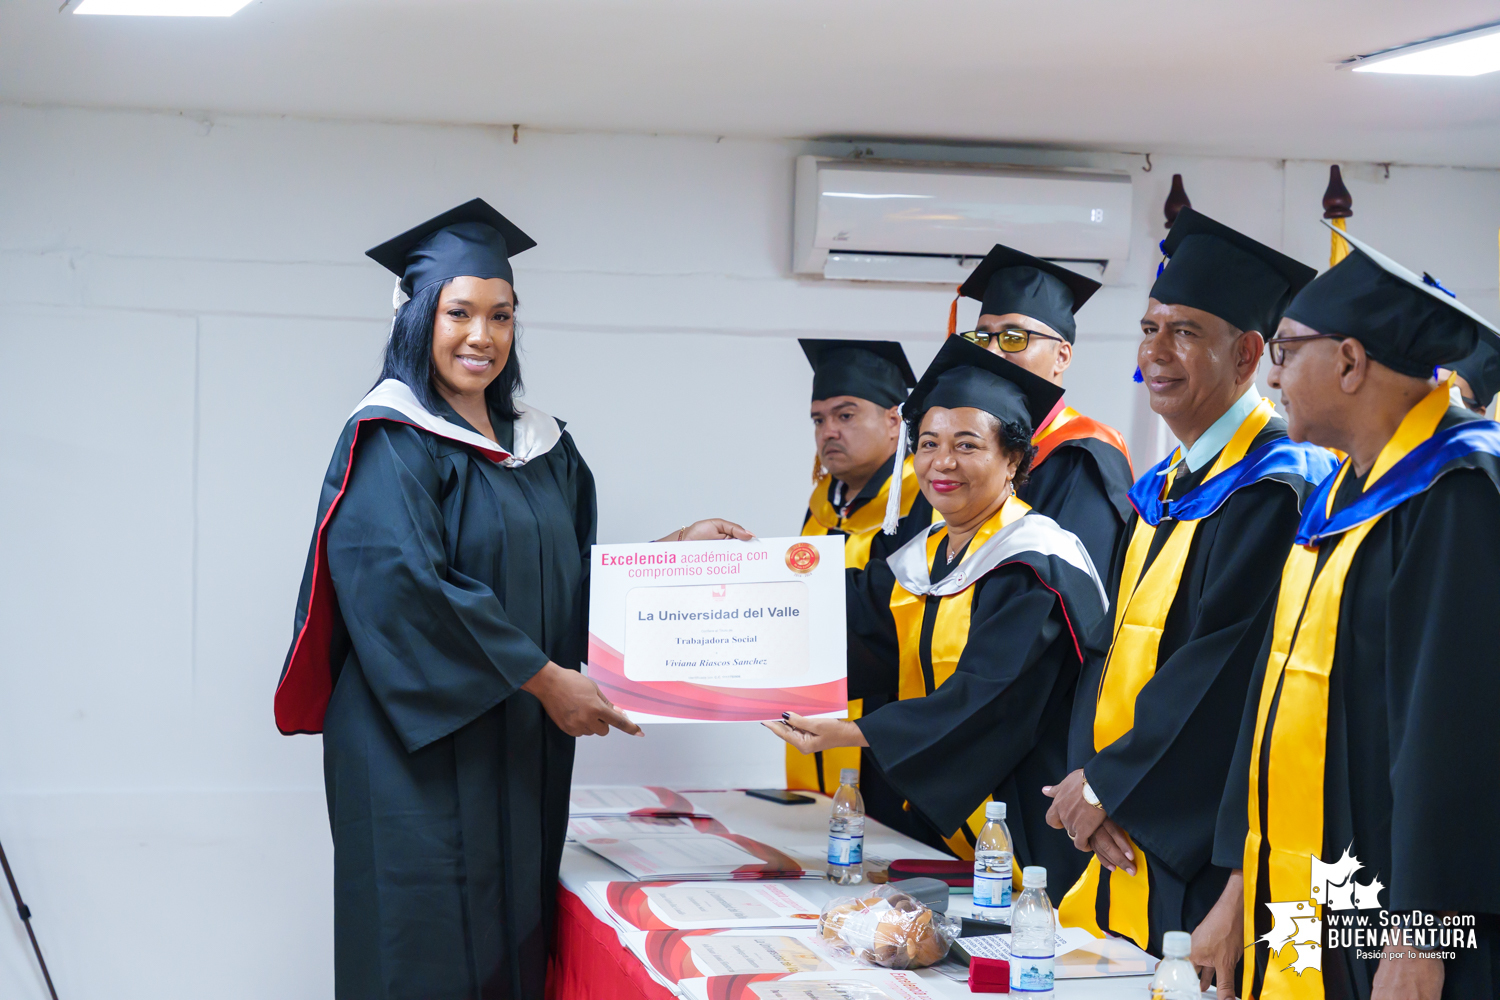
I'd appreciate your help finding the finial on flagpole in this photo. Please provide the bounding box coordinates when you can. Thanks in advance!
[1323,165,1354,267]
[1164,174,1191,229]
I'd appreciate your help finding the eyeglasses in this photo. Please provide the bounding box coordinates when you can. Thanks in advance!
[958,327,1065,353]
[1266,333,1346,366]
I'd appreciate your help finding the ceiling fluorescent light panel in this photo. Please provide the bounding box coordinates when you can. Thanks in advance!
[74,0,252,15]
[1349,22,1500,76]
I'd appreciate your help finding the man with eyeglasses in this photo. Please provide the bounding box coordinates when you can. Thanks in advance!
[1206,229,1500,1000]
[789,338,918,794]
[944,244,1135,577]
[1046,209,1336,991]
[1443,324,1500,416]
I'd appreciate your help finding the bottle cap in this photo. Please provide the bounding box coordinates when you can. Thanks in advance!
[840,768,859,785]
[1162,931,1191,958]
[984,801,1006,821]
[1021,866,1046,888]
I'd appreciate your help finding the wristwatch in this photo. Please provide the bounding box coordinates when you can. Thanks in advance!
[1082,779,1104,810]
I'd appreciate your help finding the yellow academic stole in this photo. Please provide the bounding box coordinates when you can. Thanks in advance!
[886,497,1031,860]
[1241,379,1452,1000]
[1036,405,1080,441]
[788,455,919,793]
[1058,398,1276,949]
[801,455,919,570]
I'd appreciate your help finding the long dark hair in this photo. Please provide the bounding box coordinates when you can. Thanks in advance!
[375,278,524,420]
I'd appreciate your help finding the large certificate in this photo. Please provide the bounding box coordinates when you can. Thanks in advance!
[586,535,847,724]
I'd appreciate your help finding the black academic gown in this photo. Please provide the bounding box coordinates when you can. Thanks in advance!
[848,510,1108,905]
[1217,408,1500,1000]
[1018,438,1134,581]
[1068,418,1315,953]
[313,401,595,1000]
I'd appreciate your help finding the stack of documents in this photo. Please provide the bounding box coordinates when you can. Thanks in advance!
[677,968,973,1000]
[566,814,729,842]
[577,829,822,881]
[569,785,821,880]
[581,880,824,933]
[946,925,1158,980]
[569,785,710,818]
[621,927,865,984]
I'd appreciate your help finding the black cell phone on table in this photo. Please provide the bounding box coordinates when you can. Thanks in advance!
[745,789,816,805]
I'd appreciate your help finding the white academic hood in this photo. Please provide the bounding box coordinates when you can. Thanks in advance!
[792,155,1133,285]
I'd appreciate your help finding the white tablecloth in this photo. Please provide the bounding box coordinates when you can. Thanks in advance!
[560,788,1160,998]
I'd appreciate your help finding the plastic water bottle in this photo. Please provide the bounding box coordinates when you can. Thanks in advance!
[1150,931,1201,999]
[826,768,865,885]
[1010,866,1055,997]
[972,800,1014,920]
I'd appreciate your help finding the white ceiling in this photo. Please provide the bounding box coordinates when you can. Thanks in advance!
[3,0,1500,167]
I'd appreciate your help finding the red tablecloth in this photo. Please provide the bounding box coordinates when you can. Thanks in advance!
[548,887,675,1000]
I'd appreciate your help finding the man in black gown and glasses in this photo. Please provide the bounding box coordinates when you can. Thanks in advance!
[940,243,1135,578]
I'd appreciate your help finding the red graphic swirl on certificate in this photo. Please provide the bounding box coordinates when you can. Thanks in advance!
[588,634,846,722]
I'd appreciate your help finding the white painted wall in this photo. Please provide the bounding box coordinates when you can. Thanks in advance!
[0,104,1496,999]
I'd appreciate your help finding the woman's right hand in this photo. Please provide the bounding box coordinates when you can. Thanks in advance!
[522,663,644,738]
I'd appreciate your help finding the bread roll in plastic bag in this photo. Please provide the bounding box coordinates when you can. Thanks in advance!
[818,885,958,969]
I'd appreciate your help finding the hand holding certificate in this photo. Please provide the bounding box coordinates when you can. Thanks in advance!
[587,535,847,724]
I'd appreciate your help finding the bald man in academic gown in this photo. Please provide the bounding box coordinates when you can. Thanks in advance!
[1049,209,1338,959]
[937,245,1135,577]
[1210,229,1500,1000]
[789,340,918,794]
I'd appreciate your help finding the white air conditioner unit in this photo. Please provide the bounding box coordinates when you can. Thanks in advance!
[792,155,1133,284]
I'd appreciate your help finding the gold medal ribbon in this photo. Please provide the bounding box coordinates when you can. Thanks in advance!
[1242,378,1453,999]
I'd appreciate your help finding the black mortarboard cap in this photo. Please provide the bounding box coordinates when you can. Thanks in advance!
[958,244,1101,343]
[1284,222,1496,378]
[366,198,537,297]
[1453,327,1500,409]
[906,335,1064,439]
[1150,207,1316,336]
[878,334,1065,534]
[800,339,916,408]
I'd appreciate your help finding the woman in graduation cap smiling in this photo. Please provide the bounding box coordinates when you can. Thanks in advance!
[274,199,750,1000]
[766,335,1109,898]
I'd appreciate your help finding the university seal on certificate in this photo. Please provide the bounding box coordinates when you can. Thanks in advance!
[784,541,820,574]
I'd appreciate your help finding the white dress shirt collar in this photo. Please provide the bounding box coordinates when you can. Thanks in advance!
[1171,383,1263,474]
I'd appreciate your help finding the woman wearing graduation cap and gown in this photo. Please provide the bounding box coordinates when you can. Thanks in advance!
[274,199,751,1000]
[939,244,1135,577]
[1206,228,1500,1000]
[765,335,1109,897]
[790,339,919,796]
